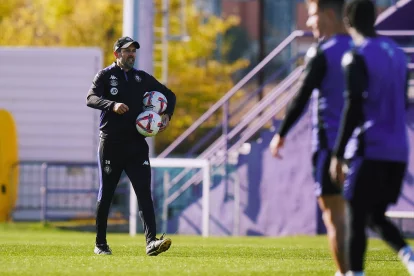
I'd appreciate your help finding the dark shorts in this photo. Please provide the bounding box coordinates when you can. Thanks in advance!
[343,158,407,203]
[312,149,342,197]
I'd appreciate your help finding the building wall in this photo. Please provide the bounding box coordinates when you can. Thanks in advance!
[0,48,102,162]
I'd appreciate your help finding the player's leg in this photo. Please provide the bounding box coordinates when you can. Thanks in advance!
[124,153,156,243]
[346,199,368,273]
[318,196,347,274]
[366,161,414,275]
[313,150,347,274]
[368,202,408,251]
[124,146,171,256]
[95,140,124,254]
[343,158,371,274]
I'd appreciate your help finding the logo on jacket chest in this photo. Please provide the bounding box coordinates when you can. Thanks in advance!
[110,87,118,95]
[109,75,118,86]
[135,75,141,82]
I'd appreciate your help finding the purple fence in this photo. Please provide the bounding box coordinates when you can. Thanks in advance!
[169,105,414,236]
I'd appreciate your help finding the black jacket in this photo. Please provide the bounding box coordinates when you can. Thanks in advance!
[86,62,176,142]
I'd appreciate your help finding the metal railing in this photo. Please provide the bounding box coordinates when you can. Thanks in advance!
[160,30,414,209]
[39,162,100,222]
[161,29,414,160]
[12,161,129,222]
[162,65,305,197]
[186,53,306,156]
[159,30,313,158]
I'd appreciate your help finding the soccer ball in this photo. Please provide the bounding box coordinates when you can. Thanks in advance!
[143,91,167,114]
[136,111,163,137]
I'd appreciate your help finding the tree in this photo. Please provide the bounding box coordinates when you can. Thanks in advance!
[0,0,122,64]
[0,0,249,154]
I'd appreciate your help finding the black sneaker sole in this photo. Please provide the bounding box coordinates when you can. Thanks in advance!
[147,238,172,256]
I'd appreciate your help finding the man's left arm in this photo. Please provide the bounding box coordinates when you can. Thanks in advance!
[145,72,176,120]
[330,51,367,184]
[333,51,368,159]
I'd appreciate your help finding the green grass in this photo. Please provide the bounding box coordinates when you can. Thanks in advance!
[0,223,412,275]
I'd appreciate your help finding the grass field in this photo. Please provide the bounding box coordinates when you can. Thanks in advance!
[0,223,412,275]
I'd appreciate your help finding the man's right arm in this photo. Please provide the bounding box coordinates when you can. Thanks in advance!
[277,46,327,137]
[86,71,115,111]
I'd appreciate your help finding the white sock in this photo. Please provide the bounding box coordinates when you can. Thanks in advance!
[345,271,365,276]
[334,271,345,276]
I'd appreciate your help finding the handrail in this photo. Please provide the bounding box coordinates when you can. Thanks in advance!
[201,66,304,158]
[164,67,303,191]
[228,86,300,153]
[402,47,414,53]
[377,30,414,36]
[212,89,299,169]
[160,28,414,158]
[162,27,414,206]
[172,76,303,197]
[186,53,305,156]
[376,0,412,25]
[158,30,313,158]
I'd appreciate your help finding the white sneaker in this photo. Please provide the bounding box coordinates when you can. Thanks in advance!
[399,246,414,276]
[345,272,365,276]
[94,243,112,255]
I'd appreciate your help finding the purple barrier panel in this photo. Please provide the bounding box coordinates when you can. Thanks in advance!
[246,109,317,236]
[168,105,414,236]
[387,106,414,234]
[168,108,318,236]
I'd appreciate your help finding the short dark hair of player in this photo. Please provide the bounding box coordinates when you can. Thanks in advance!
[307,0,345,18]
[344,0,376,32]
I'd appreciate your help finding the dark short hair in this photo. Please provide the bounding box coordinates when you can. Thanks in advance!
[344,0,376,30]
[307,0,345,17]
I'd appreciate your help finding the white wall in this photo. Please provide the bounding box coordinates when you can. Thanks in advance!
[0,47,102,162]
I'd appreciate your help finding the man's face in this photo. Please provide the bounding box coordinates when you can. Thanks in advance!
[114,45,137,70]
[306,1,330,39]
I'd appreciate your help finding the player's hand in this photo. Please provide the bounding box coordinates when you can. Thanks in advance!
[159,114,170,133]
[329,156,346,186]
[269,134,285,159]
[113,103,129,114]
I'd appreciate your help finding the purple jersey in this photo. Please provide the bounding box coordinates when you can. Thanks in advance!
[334,36,409,162]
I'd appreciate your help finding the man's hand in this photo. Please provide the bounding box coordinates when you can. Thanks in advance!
[113,103,129,114]
[269,134,285,159]
[329,156,346,186]
[159,114,170,133]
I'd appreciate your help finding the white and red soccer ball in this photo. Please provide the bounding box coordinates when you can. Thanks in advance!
[136,91,168,137]
[135,110,163,137]
[142,91,167,114]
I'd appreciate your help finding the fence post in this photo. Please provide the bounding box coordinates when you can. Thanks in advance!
[162,170,170,234]
[40,163,48,224]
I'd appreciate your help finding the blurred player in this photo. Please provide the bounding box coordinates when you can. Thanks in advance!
[330,1,414,275]
[269,0,351,274]
[86,36,176,256]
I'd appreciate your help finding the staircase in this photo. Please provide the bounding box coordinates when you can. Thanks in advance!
[158,0,414,235]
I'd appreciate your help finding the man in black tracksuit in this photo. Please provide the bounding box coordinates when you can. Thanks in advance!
[86,36,176,256]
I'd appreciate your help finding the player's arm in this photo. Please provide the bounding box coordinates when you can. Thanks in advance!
[86,71,116,111]
[333,51,367,159]
[277,46,327,137]
[144,72,176,120]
